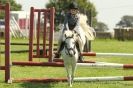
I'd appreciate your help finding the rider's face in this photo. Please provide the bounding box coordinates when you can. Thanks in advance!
[70,9,78,15]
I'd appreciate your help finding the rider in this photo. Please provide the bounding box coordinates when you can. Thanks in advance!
[55,2,83,62]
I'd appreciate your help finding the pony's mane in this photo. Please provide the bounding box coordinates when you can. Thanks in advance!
[64,30,74,37]
[78,13,95,40]
[78,13,88,25]
[62,30,77,41]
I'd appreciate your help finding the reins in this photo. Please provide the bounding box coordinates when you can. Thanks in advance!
[64,32,77,57]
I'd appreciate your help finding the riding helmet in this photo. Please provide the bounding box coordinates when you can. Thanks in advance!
[68,2,78,10]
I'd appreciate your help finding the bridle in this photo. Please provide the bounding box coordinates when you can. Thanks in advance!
[64,34,77,57]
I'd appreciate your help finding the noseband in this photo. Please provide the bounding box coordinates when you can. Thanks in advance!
[64,34,76,57]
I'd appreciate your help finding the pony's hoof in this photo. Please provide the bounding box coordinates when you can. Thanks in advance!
[69,84,72,87]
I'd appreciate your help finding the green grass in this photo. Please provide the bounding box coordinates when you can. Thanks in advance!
[0,39,133,88]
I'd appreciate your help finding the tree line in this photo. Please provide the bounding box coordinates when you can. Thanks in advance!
[0,0,133,32]
[0,0,21,19]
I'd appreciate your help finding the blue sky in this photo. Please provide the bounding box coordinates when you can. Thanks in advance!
[15,0,133,30]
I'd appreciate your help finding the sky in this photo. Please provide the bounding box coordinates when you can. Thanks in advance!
[15,0,49,10]
[15,0,133,31]
[90,0,133,30]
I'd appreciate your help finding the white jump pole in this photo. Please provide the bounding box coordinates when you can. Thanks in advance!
[93,61,123,64]
[77,63,133,69]
[74,76,133,82]
[97,53,133,57]
[82,52,133,57]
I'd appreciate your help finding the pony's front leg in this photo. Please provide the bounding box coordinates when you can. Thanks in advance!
[68,74,72,87]
[64,64,72,87]
[71,62,77,85]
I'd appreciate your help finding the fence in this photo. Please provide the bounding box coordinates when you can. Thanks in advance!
[96,31,114,39]
[114,28,133,41]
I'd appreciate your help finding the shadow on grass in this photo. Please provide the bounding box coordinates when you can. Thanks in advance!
[20,82,62,88]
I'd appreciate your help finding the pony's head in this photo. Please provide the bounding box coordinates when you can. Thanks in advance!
[63,30,77,57]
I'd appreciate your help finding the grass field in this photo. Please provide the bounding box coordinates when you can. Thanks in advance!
[0,39,133,88]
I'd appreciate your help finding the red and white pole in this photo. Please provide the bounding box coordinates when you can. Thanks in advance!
[77,63,133,69]
[82,52,133,57]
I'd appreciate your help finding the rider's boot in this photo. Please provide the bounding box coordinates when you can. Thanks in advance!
[78,55,84,62]
[76,42,84,62]
[54,42,64,58]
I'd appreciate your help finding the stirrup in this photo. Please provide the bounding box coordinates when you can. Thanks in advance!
[54,53,61,58]
[78,56,83,62]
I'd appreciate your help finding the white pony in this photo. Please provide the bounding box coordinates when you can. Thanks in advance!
[61,30,79,87]
[60,14,95,87]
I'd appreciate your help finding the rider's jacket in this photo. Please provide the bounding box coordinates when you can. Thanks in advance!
[64,12,79,30]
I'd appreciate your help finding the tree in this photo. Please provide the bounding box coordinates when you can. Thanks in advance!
[46,0,97,30]
[0,0,22,19]
[95,22,109,32]
[116,15,133,28]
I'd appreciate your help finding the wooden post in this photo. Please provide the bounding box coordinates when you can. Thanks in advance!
[36,11,41,57]
[43,11,47,57]
[29,7,34,61]
[4,3,11,83]
[49,7,55,62]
